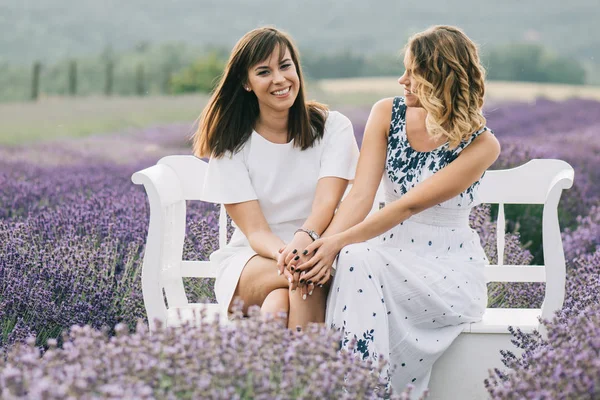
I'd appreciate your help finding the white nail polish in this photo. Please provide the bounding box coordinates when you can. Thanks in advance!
[302,294,307,300]
[278,270,281,276]
[288,277,292,283]
[309,290,313,296]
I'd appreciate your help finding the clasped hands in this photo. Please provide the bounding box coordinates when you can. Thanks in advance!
[276,231,347,299]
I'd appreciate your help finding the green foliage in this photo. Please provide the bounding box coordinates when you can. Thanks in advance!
[0,39,594,103]
[169,53,226,94]
[302,51,402,79]
[484,43,586,85]
[0,43,207,102]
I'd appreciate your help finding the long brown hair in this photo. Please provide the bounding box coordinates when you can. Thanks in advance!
[406,25,487,148]
[193,26,328,158]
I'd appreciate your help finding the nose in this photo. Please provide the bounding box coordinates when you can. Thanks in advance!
[398,72,407,85]
[272,70,285,84]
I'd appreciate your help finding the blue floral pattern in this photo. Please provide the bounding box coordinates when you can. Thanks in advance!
[386,96,490,205]
[326,98,493,397]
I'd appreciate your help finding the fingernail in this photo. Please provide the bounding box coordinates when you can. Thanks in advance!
[294,255,299,261]
[299,279,305,284]
[309,290,313,296]
[288,277,292,283]
[290,267,295,272]
[318,284,323,288]
[292,249,297,254]
[302,250,308,255]
[277,270,281,276]
[302,294,307,300]
[307,280,312,285]
[291,289,296,293]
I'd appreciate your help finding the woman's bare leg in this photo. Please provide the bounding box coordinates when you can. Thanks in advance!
[261,288,290,324]
[287,283,330,330]
[229,255,289,314]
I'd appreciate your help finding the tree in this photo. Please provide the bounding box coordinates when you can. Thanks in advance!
[169,53,225,94]
[484,44,586,85]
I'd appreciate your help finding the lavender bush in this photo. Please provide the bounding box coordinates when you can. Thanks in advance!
[485,250,600,399]
[0,138,218,353]
[0,302,422,400]
[469,205,542,309]
[0,98,599,398]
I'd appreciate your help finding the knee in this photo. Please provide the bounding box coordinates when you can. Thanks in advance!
[270,288,290,313]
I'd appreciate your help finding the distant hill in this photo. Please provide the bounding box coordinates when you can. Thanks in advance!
[2,0,599,65]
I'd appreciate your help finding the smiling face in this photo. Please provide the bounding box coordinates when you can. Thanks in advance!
[398,50,422,108]
[245,45,300,115]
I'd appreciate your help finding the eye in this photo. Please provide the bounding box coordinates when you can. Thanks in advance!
[257,70,269,76]
[281,63,292,70]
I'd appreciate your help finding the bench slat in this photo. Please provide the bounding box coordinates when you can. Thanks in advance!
[167,303,226,326]
[484,265,545,282]
[467,308,541,334]
[180,261,218,278]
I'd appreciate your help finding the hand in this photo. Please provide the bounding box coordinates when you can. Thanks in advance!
[296,234,347,286]
[276,246,301,294]
[276,231,313,285]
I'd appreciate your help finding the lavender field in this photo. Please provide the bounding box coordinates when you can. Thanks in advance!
[1,98,599,398]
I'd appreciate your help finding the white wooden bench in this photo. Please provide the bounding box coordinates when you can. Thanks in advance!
[132,156,573,399]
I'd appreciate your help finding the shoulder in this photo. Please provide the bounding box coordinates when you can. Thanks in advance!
[367,97,397,132]
[322,111,353,142]
[212,135,252,162]
[325,110,352,129]
[468,128,501,161]
[373,97,396,114]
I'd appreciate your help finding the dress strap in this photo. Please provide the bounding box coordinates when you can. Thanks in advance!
[453,126,491,154]
[472,126,489,139]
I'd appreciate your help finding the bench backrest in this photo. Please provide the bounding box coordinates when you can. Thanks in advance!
[133,156,573,328]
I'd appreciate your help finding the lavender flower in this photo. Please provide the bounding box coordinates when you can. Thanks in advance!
[0,302,418,399]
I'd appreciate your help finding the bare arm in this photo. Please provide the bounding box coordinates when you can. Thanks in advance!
[338,131,501,244]
[299,131,501,280]
[280,176,350,292]
[321,98,392,237]
[225,176,348,266]
[224,201,284,261]
[302,176,349,236]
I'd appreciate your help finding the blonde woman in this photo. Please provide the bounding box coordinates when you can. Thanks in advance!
[296,26,500,394]
[196,27,359,330]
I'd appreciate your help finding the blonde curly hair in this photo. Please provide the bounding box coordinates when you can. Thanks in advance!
[406,25,486,148]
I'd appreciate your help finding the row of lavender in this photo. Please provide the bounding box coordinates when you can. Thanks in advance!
[1,98,599,398]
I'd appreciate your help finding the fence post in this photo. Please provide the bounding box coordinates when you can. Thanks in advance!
[105,60,114,96]
[31,61,41,101]
[68,60,77,96]
[162,64,172,94]
[135,64,145,96]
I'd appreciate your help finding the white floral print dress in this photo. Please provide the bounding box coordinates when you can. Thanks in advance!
[326,97,490,397]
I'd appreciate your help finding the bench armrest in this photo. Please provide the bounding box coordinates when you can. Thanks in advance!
[132,164,185,208]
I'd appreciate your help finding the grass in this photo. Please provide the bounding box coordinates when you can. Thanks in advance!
[0,94,209,146]
[316,77,600,102]
[2,79,600,146]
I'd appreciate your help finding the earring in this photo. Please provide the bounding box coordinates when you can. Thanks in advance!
[244,86,251,91]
